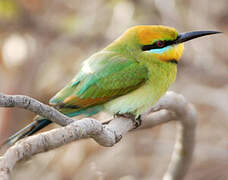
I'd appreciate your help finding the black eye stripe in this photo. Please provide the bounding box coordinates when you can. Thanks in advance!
[141,44,157,51]
[142,40,174,51]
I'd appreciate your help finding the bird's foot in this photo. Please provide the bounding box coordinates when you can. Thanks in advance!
[114,112,142,129]
[133,115,142,129]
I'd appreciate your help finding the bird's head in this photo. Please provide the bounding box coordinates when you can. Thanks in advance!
[111,25,220,63]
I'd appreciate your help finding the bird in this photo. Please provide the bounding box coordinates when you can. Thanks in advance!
[1,25,220,147]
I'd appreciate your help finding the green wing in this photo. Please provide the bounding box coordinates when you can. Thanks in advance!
[50,51,148,110]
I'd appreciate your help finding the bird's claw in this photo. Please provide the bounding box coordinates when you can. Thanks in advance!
[133,115,142,129]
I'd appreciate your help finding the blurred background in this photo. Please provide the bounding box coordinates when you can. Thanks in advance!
[0,0,227,179]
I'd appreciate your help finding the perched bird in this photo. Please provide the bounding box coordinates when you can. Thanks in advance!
[2,25,220,146]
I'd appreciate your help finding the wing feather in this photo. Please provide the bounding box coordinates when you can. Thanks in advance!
[49,51,148,109]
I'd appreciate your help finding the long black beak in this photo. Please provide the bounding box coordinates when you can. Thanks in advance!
[174,30,222,44]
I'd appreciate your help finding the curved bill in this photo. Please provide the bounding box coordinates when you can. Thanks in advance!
[174,30,222,44]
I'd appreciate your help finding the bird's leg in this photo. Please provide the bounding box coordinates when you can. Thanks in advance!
[114,112,142,129]
[134,115,142,129]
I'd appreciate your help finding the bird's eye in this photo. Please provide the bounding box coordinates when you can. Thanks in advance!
[156,41,165,48]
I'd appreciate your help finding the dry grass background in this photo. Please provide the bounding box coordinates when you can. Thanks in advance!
[0,0,227,179]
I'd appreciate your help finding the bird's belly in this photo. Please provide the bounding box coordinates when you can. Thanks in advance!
[104,84,160,116]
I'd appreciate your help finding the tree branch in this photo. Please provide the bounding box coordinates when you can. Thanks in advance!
[0,91,197,180]
[0,93,73,126]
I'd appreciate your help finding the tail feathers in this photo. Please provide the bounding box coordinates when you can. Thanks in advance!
[0,118,52,149]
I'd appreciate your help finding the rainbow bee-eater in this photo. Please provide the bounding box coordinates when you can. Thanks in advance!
[2,25,220,146]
